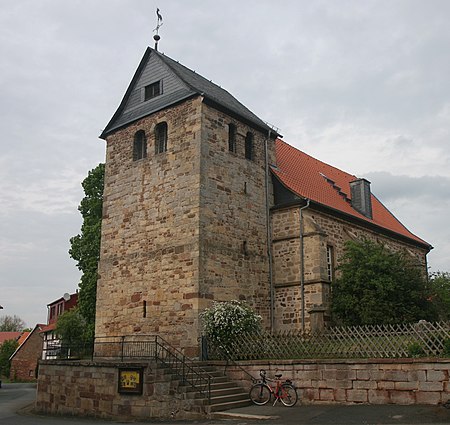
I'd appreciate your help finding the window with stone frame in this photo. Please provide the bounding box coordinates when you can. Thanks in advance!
[133,130,147,161]
[155,122,168,154]
[228,123,237,153]
[245,131,254,160]
[326,245,335,282]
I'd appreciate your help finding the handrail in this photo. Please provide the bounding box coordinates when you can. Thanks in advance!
[154,336,213,403]
[205,339,258,384]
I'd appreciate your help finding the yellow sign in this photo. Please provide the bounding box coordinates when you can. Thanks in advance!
[118,368,143,394]
[120,370,140,389]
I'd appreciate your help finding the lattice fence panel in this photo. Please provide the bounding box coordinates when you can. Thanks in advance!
[206,321,450,360]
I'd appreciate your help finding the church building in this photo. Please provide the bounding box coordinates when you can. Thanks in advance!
[95,47,431,356]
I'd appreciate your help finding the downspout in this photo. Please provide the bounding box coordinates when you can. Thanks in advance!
[264,129,275,332]
[299,199,310,332]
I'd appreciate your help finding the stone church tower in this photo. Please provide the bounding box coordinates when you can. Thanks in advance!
[95,47,278,355]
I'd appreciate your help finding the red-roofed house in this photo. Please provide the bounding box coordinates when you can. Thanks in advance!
[271,139,432,331]
[9,325,44,381]
[41,292,78,359]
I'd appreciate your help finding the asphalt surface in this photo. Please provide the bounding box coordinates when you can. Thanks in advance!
[0,382,449,425]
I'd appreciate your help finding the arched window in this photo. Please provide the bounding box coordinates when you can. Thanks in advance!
[245,132,254,160]
[155,122,168,154]
[228,123,237,153]
[133,130,147,161]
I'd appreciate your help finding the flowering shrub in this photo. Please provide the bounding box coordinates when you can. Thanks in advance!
[200,300,262,347]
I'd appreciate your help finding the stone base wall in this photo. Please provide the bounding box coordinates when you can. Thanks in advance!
[214,359,449,405]
[35,361,206,421]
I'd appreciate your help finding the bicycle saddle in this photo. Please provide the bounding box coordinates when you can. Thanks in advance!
[275,373,282,378]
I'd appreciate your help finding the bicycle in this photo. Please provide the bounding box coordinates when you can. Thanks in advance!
[249,369,298,407]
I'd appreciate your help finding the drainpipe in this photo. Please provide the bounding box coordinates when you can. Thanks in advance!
[264,129,275,332]
[299,199,310,332]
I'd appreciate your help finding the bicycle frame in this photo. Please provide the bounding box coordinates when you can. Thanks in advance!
[258,370,294,405]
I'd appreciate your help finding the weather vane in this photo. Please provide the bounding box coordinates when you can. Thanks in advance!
[153,8,163,51]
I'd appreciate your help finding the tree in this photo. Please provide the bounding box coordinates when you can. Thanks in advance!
[428,271,450,321]
[55,309,87,344]
[0,315,26,332]
[200,300,262,348]
[69,163,104,339]
[0,339,18,378]
[331,239,436,326]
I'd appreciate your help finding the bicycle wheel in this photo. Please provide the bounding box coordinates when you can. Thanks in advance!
[249,383,271,405]
[279,383,298,407]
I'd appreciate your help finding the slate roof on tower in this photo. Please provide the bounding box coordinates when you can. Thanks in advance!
[272,139,432,250]
[100,47,276,139]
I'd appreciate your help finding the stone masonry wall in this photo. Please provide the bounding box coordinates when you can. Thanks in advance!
[96,96,277,354]
[271,206,429,331]
[217,359,450,405]
[96,97,203,355]
[198,105,275,326]
[35,361,206,420]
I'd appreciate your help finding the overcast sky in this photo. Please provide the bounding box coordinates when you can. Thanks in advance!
[1,0,449,328]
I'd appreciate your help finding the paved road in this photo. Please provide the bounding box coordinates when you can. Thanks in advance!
[1,383,449,425]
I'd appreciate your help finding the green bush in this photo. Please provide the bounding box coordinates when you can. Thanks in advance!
[331,239,436,326]
[442,338,450,357]
[407,342,426,358]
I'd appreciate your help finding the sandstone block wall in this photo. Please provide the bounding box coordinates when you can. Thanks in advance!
[216,359,450,405]
[96,97,204,354]
[96,97,277,354]
[271,206,429,331]
[199,105,274,325]
[35,361,206,420]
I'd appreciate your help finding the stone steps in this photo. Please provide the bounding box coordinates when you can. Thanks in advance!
[159,362,251,412]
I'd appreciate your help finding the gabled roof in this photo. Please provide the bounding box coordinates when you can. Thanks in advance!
[272,139,431,249]
[100,47,276,139]
[9,324,44,360]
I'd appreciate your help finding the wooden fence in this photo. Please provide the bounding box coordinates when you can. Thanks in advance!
[205,321,450,360]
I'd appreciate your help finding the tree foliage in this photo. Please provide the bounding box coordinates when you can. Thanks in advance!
[0,339,18,378]
[200,300,262,348]
[331,239,436,326]
[0,315,26,332]
[69,163,104,339]
[55,308,89,346]
[428,271,450,321]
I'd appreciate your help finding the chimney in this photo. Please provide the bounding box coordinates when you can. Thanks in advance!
[350,178,373,219]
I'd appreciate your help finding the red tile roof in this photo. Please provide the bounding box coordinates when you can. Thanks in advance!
[17,331,30,346]
[272,139,431,249]
[0,332,22,344]
[39,323,56,333]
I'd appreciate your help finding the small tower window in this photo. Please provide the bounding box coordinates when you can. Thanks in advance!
[155,122,168,154]
[245,132,254,160]
[228,123,237,153]
[144,80,162,101]
[133,130,147,161]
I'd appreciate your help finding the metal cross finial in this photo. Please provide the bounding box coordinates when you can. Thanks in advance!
[153,8,163,51]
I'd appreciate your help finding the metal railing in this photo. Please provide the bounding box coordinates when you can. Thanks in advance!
[42,335,213,403]
[93,335,212,402]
